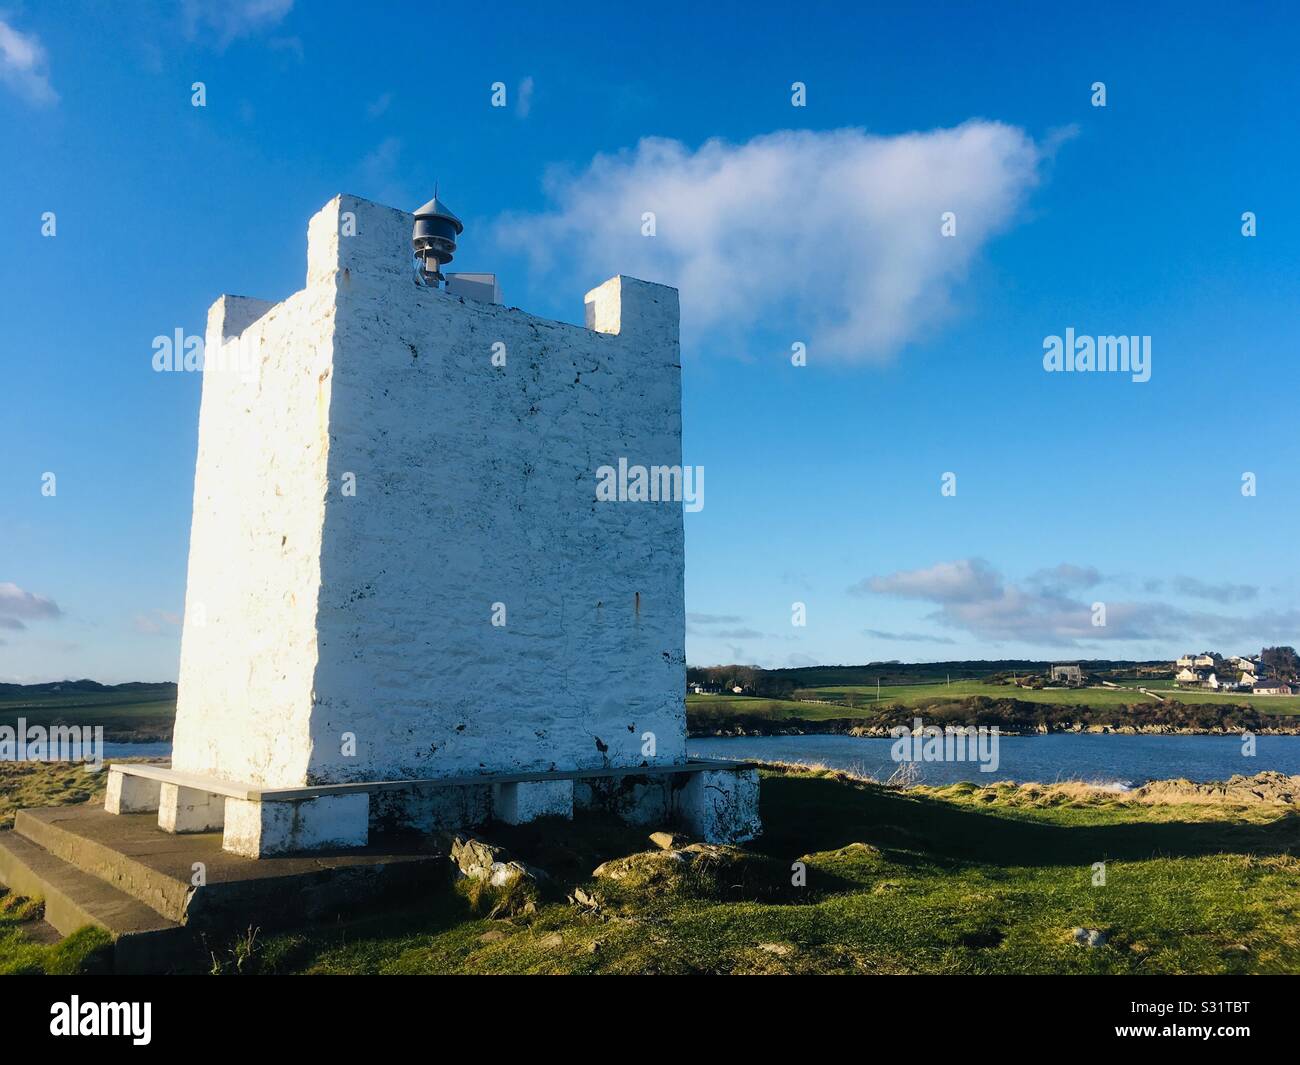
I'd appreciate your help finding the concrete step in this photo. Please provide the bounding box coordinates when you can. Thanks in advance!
[15,807,196,921]
[15,804,449,933]
[0,829,190,973]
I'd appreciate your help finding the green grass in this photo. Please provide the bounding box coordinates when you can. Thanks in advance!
[207,768,1300,975]
[801,680,1162,709]
[4,760,1299,974]
[0,688,176,741]
[0,889,113,975]
[0,760,108,830]
[687,693,853,724]
[1154,689,1300,713]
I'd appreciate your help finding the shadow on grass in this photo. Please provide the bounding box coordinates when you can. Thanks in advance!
[751,773,1300,870]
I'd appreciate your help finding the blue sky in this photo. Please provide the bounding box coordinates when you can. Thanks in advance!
[1,1,1298,682]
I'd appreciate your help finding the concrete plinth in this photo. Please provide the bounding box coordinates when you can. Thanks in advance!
[105,769,162,814]
[675,767,762,844]
[223,794,370,858]
[157,783,225,834]
[492,779,574,825]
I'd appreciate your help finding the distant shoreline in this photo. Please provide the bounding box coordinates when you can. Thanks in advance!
[690,722,1300,739]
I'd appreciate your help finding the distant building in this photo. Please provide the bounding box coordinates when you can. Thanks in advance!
[1050,665,1084,686]
[1177,650,1275,691]
[1255,681,1293,696]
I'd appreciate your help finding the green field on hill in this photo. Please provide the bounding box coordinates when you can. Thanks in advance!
[800,680,1158,709]
[0,688,176,741]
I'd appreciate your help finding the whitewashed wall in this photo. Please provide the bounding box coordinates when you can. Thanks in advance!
[172,195,686,787]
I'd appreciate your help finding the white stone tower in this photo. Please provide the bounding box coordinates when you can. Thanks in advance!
[105,194,759,855]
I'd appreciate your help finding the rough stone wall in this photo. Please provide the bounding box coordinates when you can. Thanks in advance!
[172,277,337,785]
[172,194,686,788]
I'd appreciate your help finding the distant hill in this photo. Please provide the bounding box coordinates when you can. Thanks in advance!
[0,679,177,698]
[692,660,1170,691]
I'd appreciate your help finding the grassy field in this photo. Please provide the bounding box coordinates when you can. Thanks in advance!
[0,891,112,975]
[687,693,854,725]
[0,760,108,831]
[687,683,1300,735]
[4,762,1299,974]
[801,680,1160,709]
[0,688,176,741]
[800,679,1300,712]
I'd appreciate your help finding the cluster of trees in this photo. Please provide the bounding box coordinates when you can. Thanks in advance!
[1261,647,1299,683]
[685,666,797,699]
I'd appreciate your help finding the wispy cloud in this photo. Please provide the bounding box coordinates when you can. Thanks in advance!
[0,15,57,106]
[497,121,1057,361]
[686,612,744,625]
[1171,576,1258,605]
[182,0,294,49]
[850,558,1002,603]
[0,582,61,624]
[850,558,1296,649]
[863,628,956,645]
[1028,563,1104,591]
[366,91,393,118]
[131,609,182,636]
[354,136,412,208]
[515,75,534,118]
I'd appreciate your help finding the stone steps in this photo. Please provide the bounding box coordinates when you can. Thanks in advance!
[1,803,451,972]
[15,807,196,921]
[0,829,190,973]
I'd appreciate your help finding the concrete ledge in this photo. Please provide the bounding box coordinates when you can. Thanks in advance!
[223,794,370,858]
[107,758,756,801]
[108,759,761,856]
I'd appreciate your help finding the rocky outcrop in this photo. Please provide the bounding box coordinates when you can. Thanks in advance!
[1132,771,1300,806]
[449,834,549,910]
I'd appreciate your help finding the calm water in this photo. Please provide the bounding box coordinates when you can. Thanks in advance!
[96,735,1300,788]
[102,742,172,760]
[688,733,1300,787]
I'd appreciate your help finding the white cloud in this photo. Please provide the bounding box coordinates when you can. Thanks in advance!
[0,582,62,623]
[182,0,293,49]
[850,558,1300,649]
[0,15,57,105]
[497,122,1054,361]
[851,558,1002,603]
